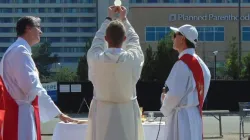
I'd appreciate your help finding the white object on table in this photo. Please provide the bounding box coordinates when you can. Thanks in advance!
[52,122,88,140]
[52,121,166,140]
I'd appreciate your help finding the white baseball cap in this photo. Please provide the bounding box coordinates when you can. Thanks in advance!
[170,24,198,45]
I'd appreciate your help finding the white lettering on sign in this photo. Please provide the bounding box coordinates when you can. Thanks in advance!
[169,13,250,21]
[42,82,57,91]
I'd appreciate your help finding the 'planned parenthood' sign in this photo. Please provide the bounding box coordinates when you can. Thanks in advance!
[169,13,250,21]
[42,82,57,102]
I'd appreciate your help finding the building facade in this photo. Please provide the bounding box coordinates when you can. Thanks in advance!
[127,1,250,74]
[0,0,97,71]
[0,0,249,74]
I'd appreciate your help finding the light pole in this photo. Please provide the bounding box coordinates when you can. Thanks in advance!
[238,0,242,74]
[54,62,61,72]
[213,51,218,80]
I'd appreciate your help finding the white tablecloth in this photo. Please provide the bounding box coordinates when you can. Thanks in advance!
[52,121,166,140]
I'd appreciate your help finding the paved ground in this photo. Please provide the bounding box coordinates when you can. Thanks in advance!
[41,114,250,140]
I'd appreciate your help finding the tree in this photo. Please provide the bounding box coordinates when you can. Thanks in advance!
[224,37,240,80]
[241,53,250,80]
[77,40,91,81]
[140,32,178,82]
[140,45,155,81]
[32,42,58,78]
[153,32,178,82]
[52,67,77,82]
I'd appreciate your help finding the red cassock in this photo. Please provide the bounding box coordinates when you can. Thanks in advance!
[179,54,205,140]
[0,76,41,140]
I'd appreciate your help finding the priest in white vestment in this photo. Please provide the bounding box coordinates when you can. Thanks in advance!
[0,16,77,140]
[86,6,145,140]
[160,24,211,140]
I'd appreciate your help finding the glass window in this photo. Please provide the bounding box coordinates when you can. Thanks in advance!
[31,8,39,13]
[79,8,96,13]
[130,0,143,3]
[15,8,29,13]
[40,37,46,42]
[63,0,78,3]
[64,47,84,52]
[80,27,96,32]
[22,0,29,3]
[76,47,84,52]
[39,0,46,3]
[196,0,207,3]
[211,0,223,2]
[0,18,12,23]
[47,37,62,43]
[79,37,92,42]
[0,8,12,13]
[47,17,62,23]
[48,8,62,13]
[39,8,46,13]
[146,26,224,42]
[40,17,46,22]
[243,0,250,2]
[64,8,78,13]
[146,32,155,41]
[146,27,155,32]
[64,17,78,23]
[205,32,214,41]
[46,27,62,32]
[231,0,238,2]
[49,0,60,3]
[41,27,45,32]
[198,32,205,41]
[64,37,78,42]
[179,0,191,3]
[80,17,96,23]
[145,27,171,42]
[242,27,250,41]
[147,0,158,3]
[0,0,14,3]
[215,32,224,41]
[197,26,224,42]
[30,0,39,3]
[0,27,13,32]
[64,27,78,32]
[63,57,79,63]
[0,47,7,52]
[0,37,13,43]
[49,47,63,52]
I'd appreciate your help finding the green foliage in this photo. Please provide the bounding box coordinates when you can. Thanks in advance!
[52,67,77,82]
[140,45,155,81]
[76,40,91,81]
[241,53,250,80]
[32,42,58,78]
[140,32,178,82]
[154,32,178,82]
[224,37,240,80]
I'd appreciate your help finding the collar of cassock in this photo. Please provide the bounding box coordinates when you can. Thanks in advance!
[178,48,195,59]
[104,48,124,61]
[16,37,32,55]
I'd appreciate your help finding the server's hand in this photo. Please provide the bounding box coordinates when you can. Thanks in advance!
[161,87,167,103]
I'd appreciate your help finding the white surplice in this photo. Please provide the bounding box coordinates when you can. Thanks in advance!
[86,19,145,140]
[160,48,211,140]
[0,37,62,140]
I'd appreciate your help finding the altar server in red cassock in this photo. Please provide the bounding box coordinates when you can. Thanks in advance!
[0,16,77,140]
[160,24,211,140]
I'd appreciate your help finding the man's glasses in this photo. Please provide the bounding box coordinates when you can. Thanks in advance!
[173,32,183,38]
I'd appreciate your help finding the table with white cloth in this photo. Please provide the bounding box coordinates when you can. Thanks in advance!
[52,121,166,140]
